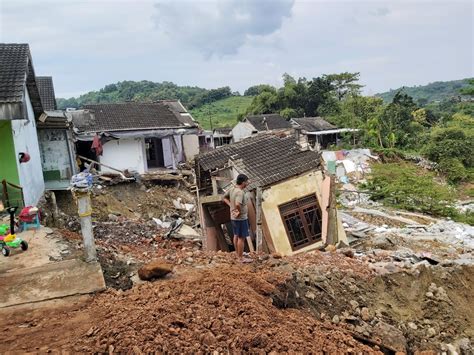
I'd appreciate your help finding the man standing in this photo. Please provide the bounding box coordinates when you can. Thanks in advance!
[223,174,252,263]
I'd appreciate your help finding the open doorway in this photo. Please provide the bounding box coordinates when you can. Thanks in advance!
[145,138,164,168]
[75,140,98,172]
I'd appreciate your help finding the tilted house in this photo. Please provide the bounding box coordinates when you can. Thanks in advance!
[36,76,77,190]
[72,102,200,174]
[0,43,45,206]
[231,113,292,142]
[291,117,359,149]
[195,132,347,256]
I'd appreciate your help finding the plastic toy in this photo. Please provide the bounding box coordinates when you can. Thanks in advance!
[0,207,28,257]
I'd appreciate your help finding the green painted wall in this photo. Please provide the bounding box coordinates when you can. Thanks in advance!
[0,121,20,185]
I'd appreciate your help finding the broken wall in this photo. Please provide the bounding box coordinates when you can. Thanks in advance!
[182,134,200,161]
[261,171,325,256]
[38,129,75,180]
[100,138,146,174]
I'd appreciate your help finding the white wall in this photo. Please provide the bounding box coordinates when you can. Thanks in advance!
[100,138,146,174]
[38,129,73,179]
[11,89,45,206]
[182,134,200,161]
[231,121,255,142]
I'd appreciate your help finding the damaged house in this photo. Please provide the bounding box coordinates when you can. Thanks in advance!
[71,102,200,174]
[36,76,77,190]
[231,113,292,142]
[0,43,45,206]
[291,117,359,149]
[196,132,347,256]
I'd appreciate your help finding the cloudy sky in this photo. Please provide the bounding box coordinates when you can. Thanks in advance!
[1,0,472,98]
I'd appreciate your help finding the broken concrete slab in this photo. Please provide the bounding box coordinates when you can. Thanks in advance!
[0,259,105,308]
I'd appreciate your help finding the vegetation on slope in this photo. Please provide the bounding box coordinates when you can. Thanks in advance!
[56,80,236,110]
[190,96,253,130]
[376,78,473,104]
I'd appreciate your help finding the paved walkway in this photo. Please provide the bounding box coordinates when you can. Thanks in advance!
[0,227,105,309]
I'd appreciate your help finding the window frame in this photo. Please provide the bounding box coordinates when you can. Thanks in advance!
[278,194,322,251]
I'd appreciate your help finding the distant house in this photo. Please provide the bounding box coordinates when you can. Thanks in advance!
[71,102,200,174]
[36,76,77,190]
[231,113,292,142]
[291,117,359,149]
[0,43,45,207]
[195,132,347,256]
[212,127,232,147]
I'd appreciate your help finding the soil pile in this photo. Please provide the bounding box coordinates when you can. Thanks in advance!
[72,266,376,353]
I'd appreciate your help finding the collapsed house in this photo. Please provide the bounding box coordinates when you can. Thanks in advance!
[71,102,200,174]
[0,44,45,206]
[291,117,359,149]
[196,132,347,256]
[231,113,292,142]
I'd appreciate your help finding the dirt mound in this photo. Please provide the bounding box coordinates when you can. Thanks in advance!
[72,266,376,353]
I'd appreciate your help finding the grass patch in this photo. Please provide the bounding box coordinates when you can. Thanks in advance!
[191,96,253,130]
[362,162,457,217]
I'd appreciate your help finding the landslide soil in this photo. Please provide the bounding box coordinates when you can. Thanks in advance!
[1,265,377,353]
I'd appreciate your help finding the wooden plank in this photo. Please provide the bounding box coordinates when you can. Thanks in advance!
[321,176,331,244]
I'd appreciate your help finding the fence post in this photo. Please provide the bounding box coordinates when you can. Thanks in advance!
[74,188,97,262]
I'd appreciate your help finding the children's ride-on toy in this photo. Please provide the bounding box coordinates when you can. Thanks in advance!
[0,207,28,257]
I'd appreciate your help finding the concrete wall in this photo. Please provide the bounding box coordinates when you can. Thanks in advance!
[182,134,200,161]
[38,129,74,180]
[231,121,255,142]
[11,89,45,206]
[100,138,146,174]
[261,171,324,256]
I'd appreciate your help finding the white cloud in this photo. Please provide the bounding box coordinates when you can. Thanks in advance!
[152,0,295,57]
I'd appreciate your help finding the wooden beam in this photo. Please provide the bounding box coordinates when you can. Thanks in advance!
[255,187,263,252]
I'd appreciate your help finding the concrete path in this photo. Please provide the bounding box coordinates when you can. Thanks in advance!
[0,227,105,309]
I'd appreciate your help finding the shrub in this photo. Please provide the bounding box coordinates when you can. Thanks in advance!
[438,158,468,184]
[363,162,457,217]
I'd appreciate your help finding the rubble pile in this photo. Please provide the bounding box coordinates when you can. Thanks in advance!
[72,266,375,353]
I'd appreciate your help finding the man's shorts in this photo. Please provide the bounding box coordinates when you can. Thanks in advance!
[231,219,249,238]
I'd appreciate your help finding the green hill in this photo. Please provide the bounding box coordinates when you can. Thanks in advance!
[376,78,473,104]
[56,80,234,111]
[190,96,254,130]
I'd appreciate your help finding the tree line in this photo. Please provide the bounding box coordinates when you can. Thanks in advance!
[244,74,474,185]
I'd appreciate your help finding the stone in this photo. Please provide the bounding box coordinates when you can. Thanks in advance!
[271,252,283,259]
[185,257,194,263]
[108,214,119,222]
[201,331,217,346]
[426,327,437,338]
[138,260,173,281]
[349,300,359,309]
[42,227,54,235]
[425,291,434,298]
[457,338,471,351]
[305,291,316,300]
[372,321,407,352]
[361,307,371,321]
[338,248,355,258]
[332,315,340,324]
[325,245,337,252]
[408,322,418,330]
